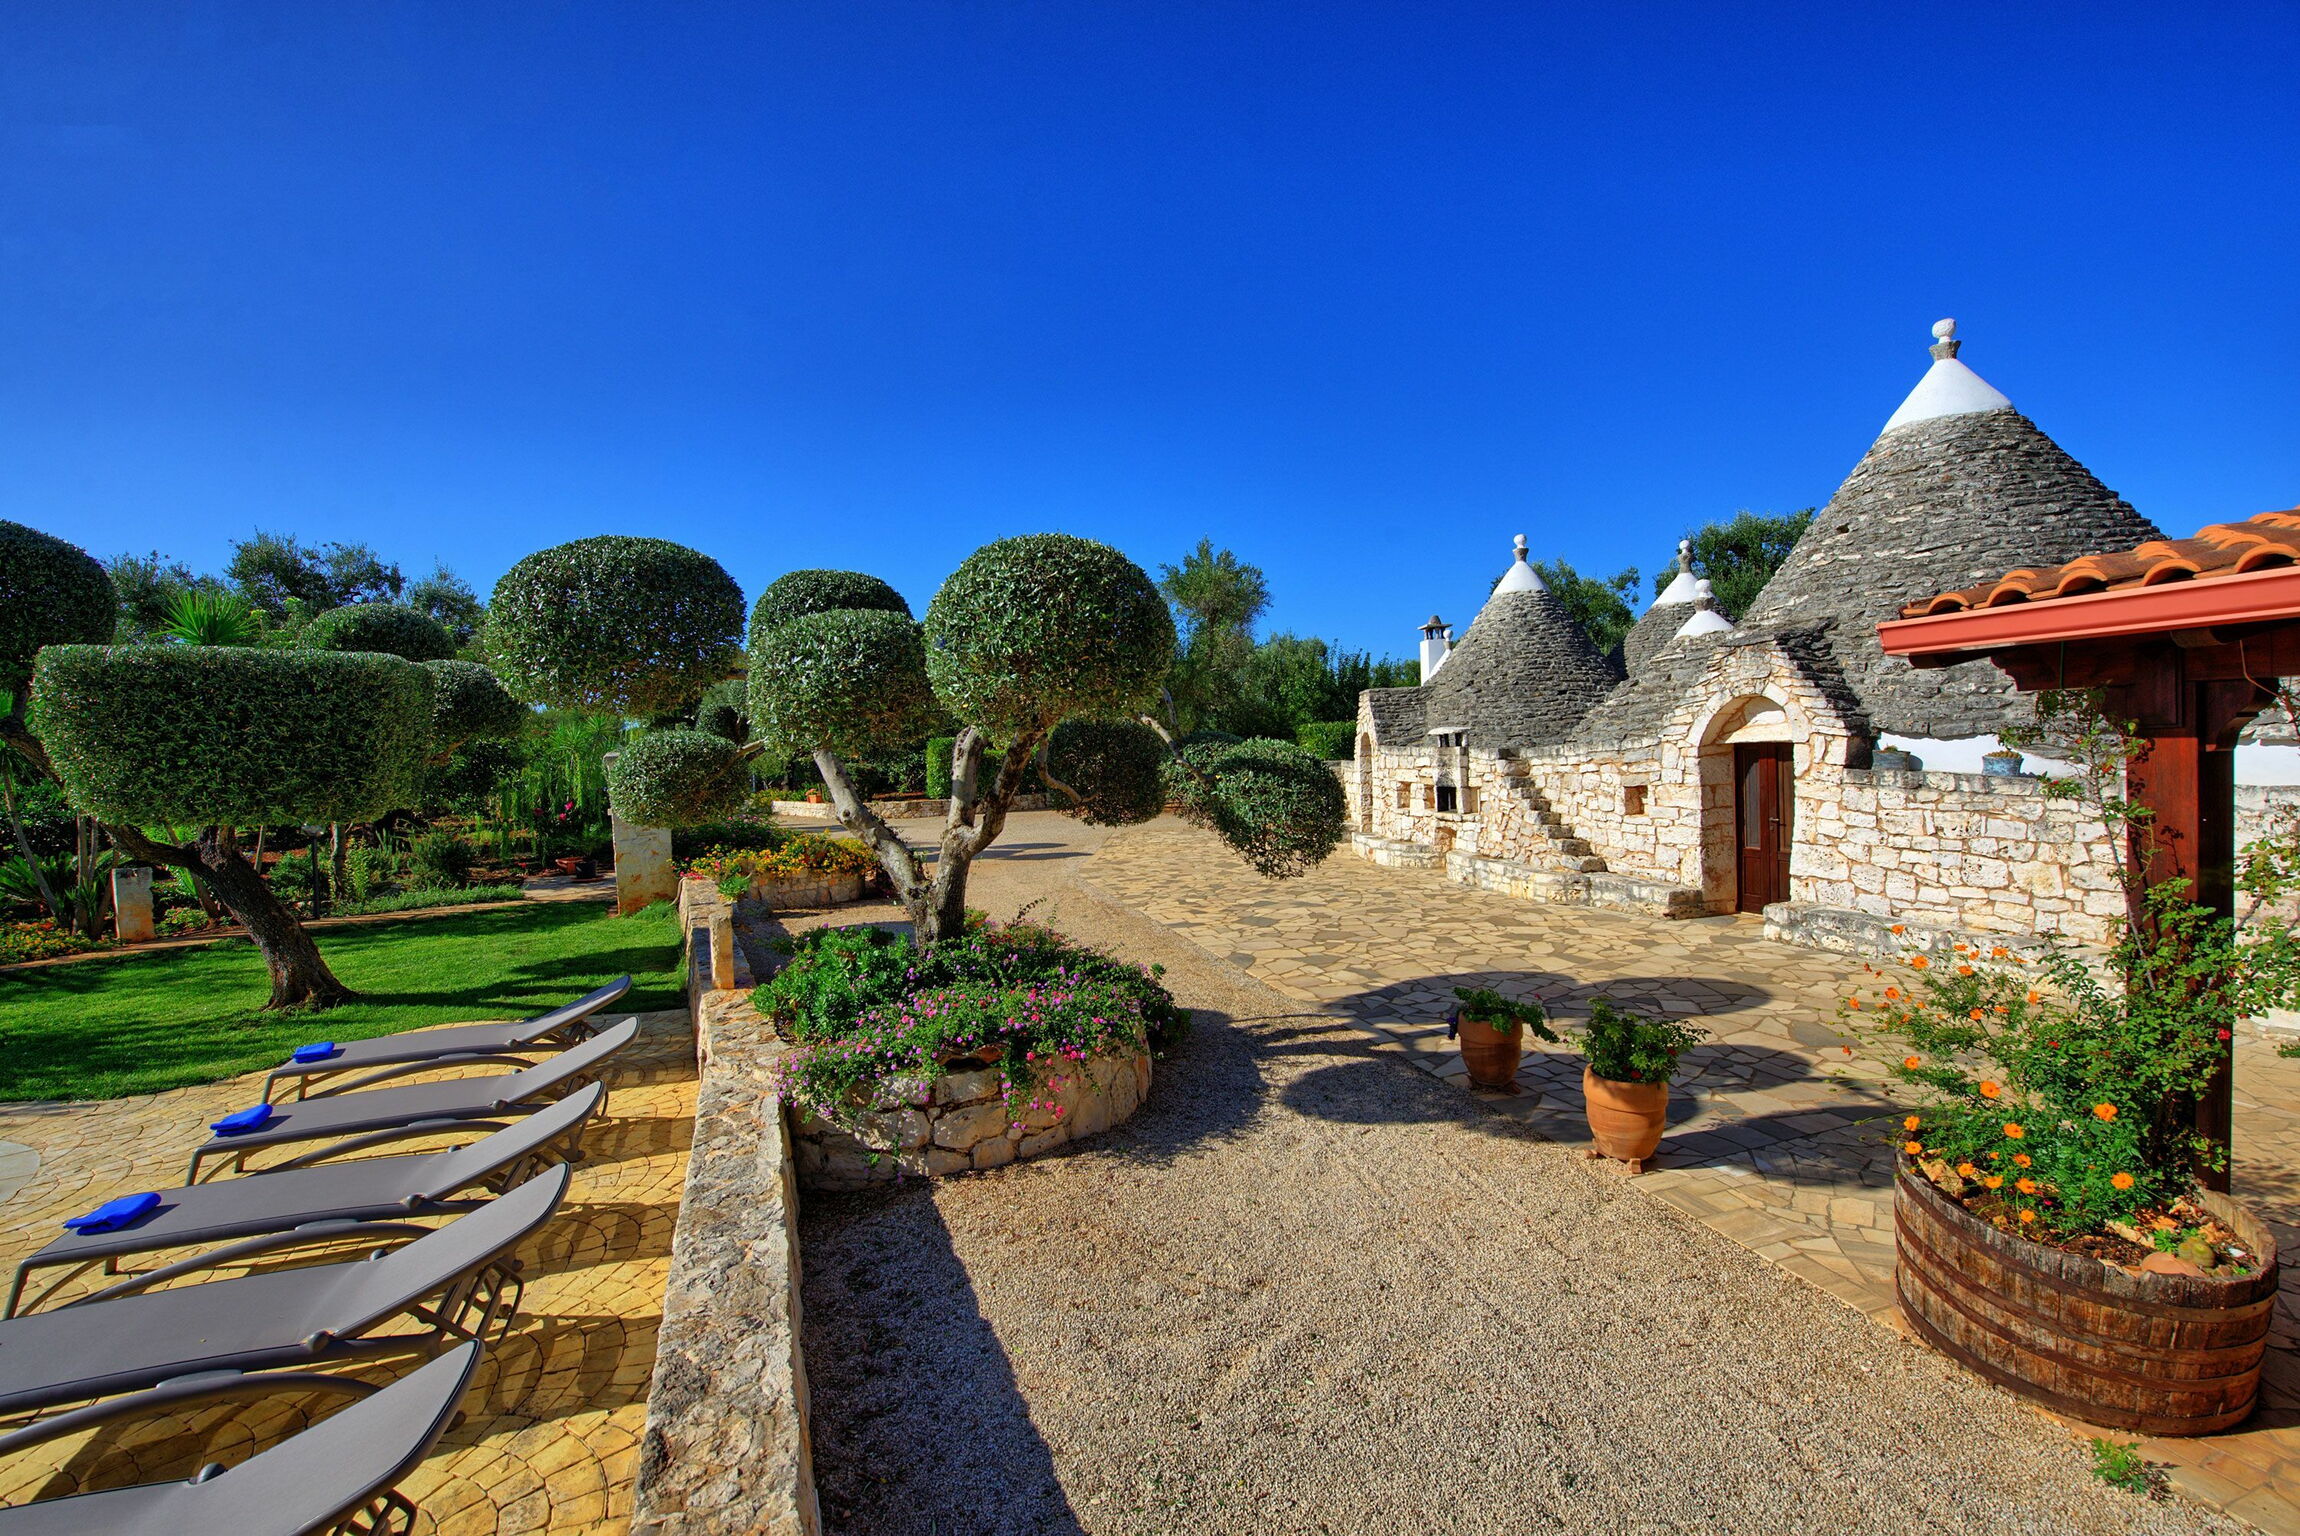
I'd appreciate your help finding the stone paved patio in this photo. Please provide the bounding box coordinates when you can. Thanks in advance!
[1082,817,2300,1534]
[0,1008,694,1534]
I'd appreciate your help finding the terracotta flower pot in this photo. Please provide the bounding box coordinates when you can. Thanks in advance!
[1456,1014,1524,1091]
[1582,1068,1667,1172]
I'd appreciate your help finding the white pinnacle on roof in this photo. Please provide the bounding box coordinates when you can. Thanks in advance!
[1491,533,1546,595]
[1881,318,2014,433]
[1649,538,1700,609]
[1674,579,1734,638]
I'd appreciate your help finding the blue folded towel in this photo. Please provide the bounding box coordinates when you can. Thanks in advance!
[64,1191,161,1233]
[210,1104,276,1135]
[292,1041,341,1063]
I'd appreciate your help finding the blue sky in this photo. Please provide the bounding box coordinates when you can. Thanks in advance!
[3,3,2294,657]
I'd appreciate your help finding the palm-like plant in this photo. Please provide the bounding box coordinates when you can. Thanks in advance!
[161,589,262,647]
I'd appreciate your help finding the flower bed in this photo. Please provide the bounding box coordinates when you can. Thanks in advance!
[759,919,1185,1189]
[0,920,113,966]
[681,835,876,909]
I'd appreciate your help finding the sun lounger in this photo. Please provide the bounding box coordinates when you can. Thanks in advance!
[7,1082,602,1319]
[0,1339,483,1535]
[186,1018,637,1184]
[263,975,631,1101]
[0,1163,568,1452]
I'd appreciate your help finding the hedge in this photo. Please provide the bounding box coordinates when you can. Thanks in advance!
[1164,736,1348,880]
[606,729,751,828]
[922,535,1174,738]
[1296,720,1358,761]
[486,536,745,717]
[302,603,457,661]
[1046,718,1168,826]
[424,659,526,749]
[924,734,958,800]
[748,569,910,649]
[29,645,433,827]
[749,608,935,761]
[0,521,115,688]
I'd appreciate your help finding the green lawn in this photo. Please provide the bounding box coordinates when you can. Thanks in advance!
[0,900,685,1102]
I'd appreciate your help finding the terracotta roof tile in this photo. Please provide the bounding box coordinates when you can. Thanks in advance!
[1901,509,2300,618]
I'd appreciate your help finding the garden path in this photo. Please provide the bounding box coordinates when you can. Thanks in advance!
[787,811,2276,1535]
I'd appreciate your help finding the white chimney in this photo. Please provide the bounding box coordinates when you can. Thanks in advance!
[1419,614,1453,682]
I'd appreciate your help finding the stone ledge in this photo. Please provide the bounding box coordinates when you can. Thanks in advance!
[1352,834,1703,918]
[1762,900,2053,961]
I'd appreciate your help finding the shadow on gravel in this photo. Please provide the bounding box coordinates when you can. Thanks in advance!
[802,1186,1085,1536]
[1326,969,1774,1027]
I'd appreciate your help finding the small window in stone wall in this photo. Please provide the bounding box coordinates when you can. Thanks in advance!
[1436,784,1458,813]
[1396,782,1411,809]
[1624,784,1647,816]
[1463,785,1480,814]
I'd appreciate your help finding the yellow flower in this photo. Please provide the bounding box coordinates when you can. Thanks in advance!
[1978,1080,2001,1099]
[2111,1171,2135,1191]
[1903,1115,1921,1131]
[2003,1122,2025,1140]
[2092,1102,2117,1122]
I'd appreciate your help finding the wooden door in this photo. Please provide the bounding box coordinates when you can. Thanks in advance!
[1734,743,1794,913]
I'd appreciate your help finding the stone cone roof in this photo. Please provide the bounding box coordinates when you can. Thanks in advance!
[1621,590,1730,676]
[1737,405,2163,738]
[1421,585,1623,749]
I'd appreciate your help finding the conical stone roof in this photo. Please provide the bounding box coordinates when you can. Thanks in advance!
[1422,539,1623,748]
[1736,321,2163,739]
[1620,540,1726,676]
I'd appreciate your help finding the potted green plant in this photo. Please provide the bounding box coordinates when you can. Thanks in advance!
[1447,986,1557,1092]
[1578,997,1705,1173]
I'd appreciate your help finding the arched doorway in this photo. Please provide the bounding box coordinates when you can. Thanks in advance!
[1695,694,1801,913]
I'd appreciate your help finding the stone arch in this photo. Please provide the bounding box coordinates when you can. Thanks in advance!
[1693,691,1806,912]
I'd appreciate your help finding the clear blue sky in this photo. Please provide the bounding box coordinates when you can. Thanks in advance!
[4,3,2294,657]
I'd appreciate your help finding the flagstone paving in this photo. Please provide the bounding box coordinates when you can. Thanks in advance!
[0,1007,694,1535]
[1079,816,2300,1534]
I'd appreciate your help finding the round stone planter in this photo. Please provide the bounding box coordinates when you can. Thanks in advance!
[743,871,866,910]
[790,1047,1152,1192]
[1895,1162,2281,1435]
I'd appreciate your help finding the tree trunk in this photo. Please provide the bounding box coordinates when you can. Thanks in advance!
[330,823,349,907]
[108,824,356,1011]
[0,765,65,919]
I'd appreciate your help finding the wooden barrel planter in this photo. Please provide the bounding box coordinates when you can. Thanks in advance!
[1894,1163,2280,1435]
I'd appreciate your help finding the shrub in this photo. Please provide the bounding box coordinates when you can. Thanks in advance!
[0,918,112,965]
[749,608,935,760]
[681,836,875,897]
[748,569,910,648]
[924,734,957,800]
[29,646,433,827]
[406,829,477,889]
[0,521,114,691]
[1164,737,1347,879]
[485,536,745,717]
[1296,720,1357,761]
[1045,718,1167,826]
[1580,997,1706,1084]
[605,729,750,827]
[302,603,457,661]
[422,658,526,749]
[345,843,395,901]
[923,534,1175,737]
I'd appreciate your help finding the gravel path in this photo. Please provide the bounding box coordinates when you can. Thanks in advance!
[797,817,2241,1536]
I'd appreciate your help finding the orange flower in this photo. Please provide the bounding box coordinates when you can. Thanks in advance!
[1954,943,1969,954]
[1902,1054,1922,1069]
[2111,1171,2135,1191]
[2015,1177,2038,1194]
[2092,1102,2117,1122]
[1956,1162,1977,1177]
[1890,924,1906,935]
[1846,997,1861,1010]
[1988,1151,2002,1162]
[1990,946,2008,959]
[2025,991,2040,1005]
[1903,1141,1924,1155]
[1993,1005,2009,1015]
[1978,1080,2001,1099]
[1969,1008,1985,1021]
[1983,1174,2004,1190]
[2012,1153,2031,1167]
[2003,1122,2025,1139]
[2018,1209,2037,1224]
[1957,965,1974,977]
[1885,987,1901,1001]
[1910,956,1929,970]
[1902,1114,1921,1131]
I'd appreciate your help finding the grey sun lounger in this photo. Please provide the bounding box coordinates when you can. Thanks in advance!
[0,1339,483,1535]
[187,1017,638,1184]
[7,1082,603,1319]
[263,975,631,1101]
[0,1162,568,1454]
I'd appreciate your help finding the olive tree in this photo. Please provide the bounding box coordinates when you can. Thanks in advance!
[535,534,1346,945]
[301,602,458,662]
[485,535,745,718]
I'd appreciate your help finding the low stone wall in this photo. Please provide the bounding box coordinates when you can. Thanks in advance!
[792,1048,1152,1192]
[1351,835,1704,919]
[745,872,867,910]
[632,881,819,1534]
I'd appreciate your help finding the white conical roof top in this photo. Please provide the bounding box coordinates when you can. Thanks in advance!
[1491,534,1545,596]
[1881,319,2013,432]
[1649,538,1699,608]
[1674,579,1734,637]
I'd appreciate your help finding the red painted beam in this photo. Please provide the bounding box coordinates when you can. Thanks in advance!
[1877,564,2300,659]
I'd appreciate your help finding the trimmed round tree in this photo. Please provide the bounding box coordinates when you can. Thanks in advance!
[1044,718,1169,826]
[0,521,116,918]
[423,659,526,762]
[607,729,752,828]
[486,536,745,717]
[1164,737,1348,878]
[302,602,457,662]
[747,569,910,648]
[29,646,438,1008]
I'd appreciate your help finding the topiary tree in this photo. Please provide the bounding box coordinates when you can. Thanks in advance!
[694,678,749,744]
[27,646,475,1008]
[423,659,526,762]
[1163,737,1349,879]
[543,534,1346,943]
[301,602,458,662]
[0,521,117,918]
[485,536,745,718]
[747,569,910,646]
